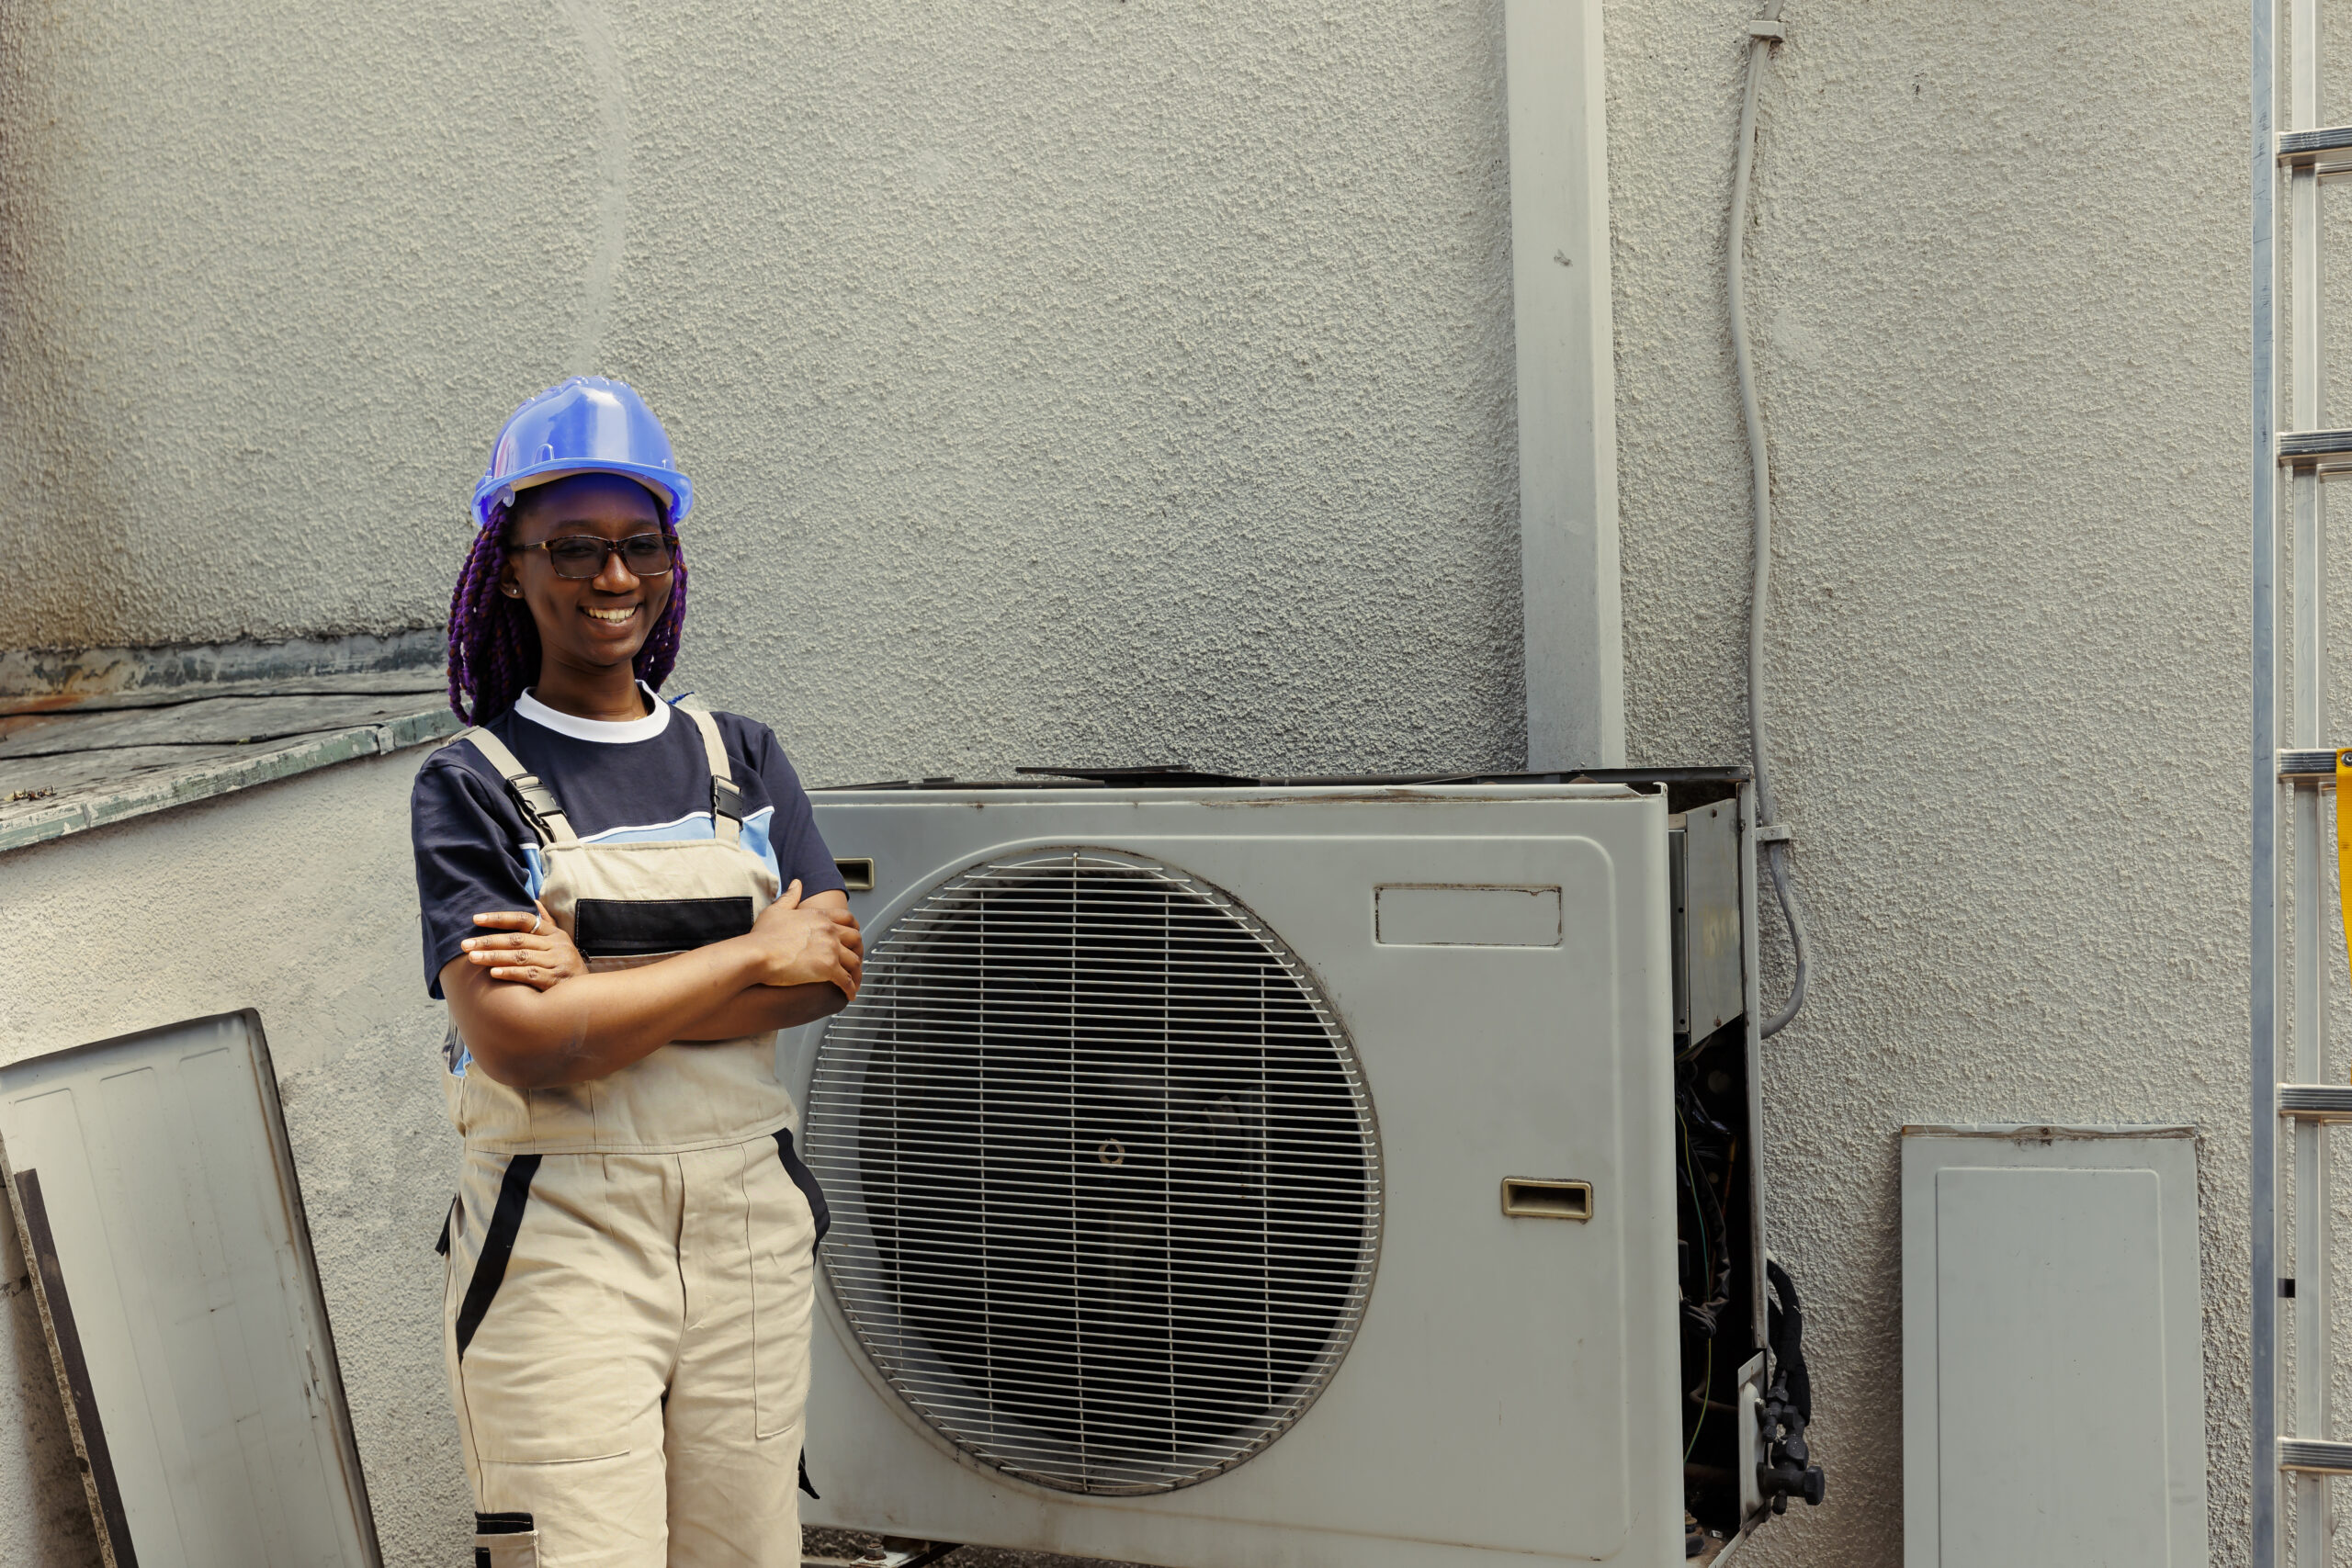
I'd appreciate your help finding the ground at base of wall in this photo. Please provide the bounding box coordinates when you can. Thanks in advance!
[807,1528,1149,1568]
[806,1526,1748,1568]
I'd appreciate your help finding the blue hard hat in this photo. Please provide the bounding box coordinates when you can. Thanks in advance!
[472,376,695,528]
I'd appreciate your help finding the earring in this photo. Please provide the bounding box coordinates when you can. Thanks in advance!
[502,584,522,598]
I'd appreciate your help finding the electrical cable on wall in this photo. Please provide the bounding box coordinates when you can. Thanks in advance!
[1729,1,1812,1037]
[1726,11,1830,1514]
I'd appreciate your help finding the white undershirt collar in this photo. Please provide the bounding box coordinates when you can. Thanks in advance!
[513,681,673,743]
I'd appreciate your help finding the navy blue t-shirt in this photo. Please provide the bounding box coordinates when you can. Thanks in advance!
[410,684,843,1003]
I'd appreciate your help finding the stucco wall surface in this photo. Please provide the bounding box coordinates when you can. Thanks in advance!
[0,758,471,1566]
[0,0,1529,782]
[1607,2,2259,1564]
[0,0,595,653]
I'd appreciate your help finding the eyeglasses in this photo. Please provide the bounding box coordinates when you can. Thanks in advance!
[510,534,676,580]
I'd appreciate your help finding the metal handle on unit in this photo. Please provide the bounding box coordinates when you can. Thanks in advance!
[1500,1178,1592,1222]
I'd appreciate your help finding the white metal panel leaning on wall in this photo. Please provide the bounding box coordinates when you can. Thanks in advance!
[0,1010,381,1565]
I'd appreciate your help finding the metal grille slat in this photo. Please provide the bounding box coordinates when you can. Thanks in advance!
[808,849,1382,1496]
[816,1194,1378,1235]
[800,1123,1380,1158]
[822,1314,1370,1368]
[820,1222,1377,1256]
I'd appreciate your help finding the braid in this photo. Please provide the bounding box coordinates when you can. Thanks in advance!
[634,510,687,692]
[445,502,538,725]
[447,496,686,723]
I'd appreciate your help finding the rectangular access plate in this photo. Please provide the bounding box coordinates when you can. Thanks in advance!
[0,1010,381,1566]
[1374,884,1563,947]
[1899,1127,2206,1568]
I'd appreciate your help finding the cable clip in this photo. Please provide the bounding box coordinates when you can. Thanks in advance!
[1753,823,1793,846]
[1747,19,1786,40]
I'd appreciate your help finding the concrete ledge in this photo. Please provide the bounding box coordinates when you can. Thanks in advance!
[0,637,459,853]
[0,704,458,854]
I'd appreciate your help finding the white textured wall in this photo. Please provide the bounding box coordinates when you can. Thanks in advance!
[1611,4,2256,1563]
[0,0,591,652]
[0,0,1528,779]
[0,0,2292,1564]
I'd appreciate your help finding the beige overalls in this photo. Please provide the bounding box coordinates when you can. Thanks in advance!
[435,700,824,1568]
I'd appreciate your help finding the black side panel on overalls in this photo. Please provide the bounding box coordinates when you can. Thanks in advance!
[774,1128,830,1246]
[456,1155,543,1359]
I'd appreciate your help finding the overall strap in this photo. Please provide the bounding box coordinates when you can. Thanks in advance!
[672,696,745,845]
[453,727,580,847]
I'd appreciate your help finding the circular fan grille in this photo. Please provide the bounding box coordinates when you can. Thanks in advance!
[806,849,1382,1495]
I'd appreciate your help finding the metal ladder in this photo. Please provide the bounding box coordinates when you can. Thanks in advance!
[2256,1,2352,1561]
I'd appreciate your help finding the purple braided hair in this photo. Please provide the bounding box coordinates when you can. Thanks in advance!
[447,498,689,725]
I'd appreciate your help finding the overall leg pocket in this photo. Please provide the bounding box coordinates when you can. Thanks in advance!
[457,1154,673,1466]
[479,1450,665,1568]
[473,1510,537,1567]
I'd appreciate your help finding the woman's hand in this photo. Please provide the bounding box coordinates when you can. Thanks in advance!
[459,901,587,991]
[745,880,865,999]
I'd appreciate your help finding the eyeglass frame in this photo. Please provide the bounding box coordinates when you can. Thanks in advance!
[506,532,678,580]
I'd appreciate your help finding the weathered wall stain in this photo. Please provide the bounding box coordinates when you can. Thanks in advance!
[0,0,605,653]
[555,0,628,378]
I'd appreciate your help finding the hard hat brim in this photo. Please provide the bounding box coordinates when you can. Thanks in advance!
[473,458,693,529]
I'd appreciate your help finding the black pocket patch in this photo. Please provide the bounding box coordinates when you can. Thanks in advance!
[476,1512,535,1533]
[574,897,755,958]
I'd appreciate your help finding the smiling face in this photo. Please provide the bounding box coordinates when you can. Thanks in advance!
[499,472,673,691]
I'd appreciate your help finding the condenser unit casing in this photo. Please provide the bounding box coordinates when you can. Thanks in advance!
[784,783,1688,1568]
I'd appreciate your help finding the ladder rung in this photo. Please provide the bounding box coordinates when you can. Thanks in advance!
[2278,124,2352,171]
[2279,1086,2352,1120]
[2278,748,2346,781]
[2282,1439,2352,1473]
[2278,430,2352,469]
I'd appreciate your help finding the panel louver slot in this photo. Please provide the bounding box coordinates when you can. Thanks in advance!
[806,849,1382,1495]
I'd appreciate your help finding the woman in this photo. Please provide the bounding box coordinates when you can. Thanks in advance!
[411,376,861,1568]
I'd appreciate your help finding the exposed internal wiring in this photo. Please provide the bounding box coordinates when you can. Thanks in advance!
[1680,1103,1716,1461]
[1730,2,1812,1038]
[1680,1105,1713,1312]
[1677,1093,1734,1335]
[1685,1338,1715,1464]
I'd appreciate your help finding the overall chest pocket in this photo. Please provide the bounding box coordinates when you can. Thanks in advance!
[573,897,755,959]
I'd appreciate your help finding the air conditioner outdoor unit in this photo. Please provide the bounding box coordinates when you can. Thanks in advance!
[785,773,1769,1568]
